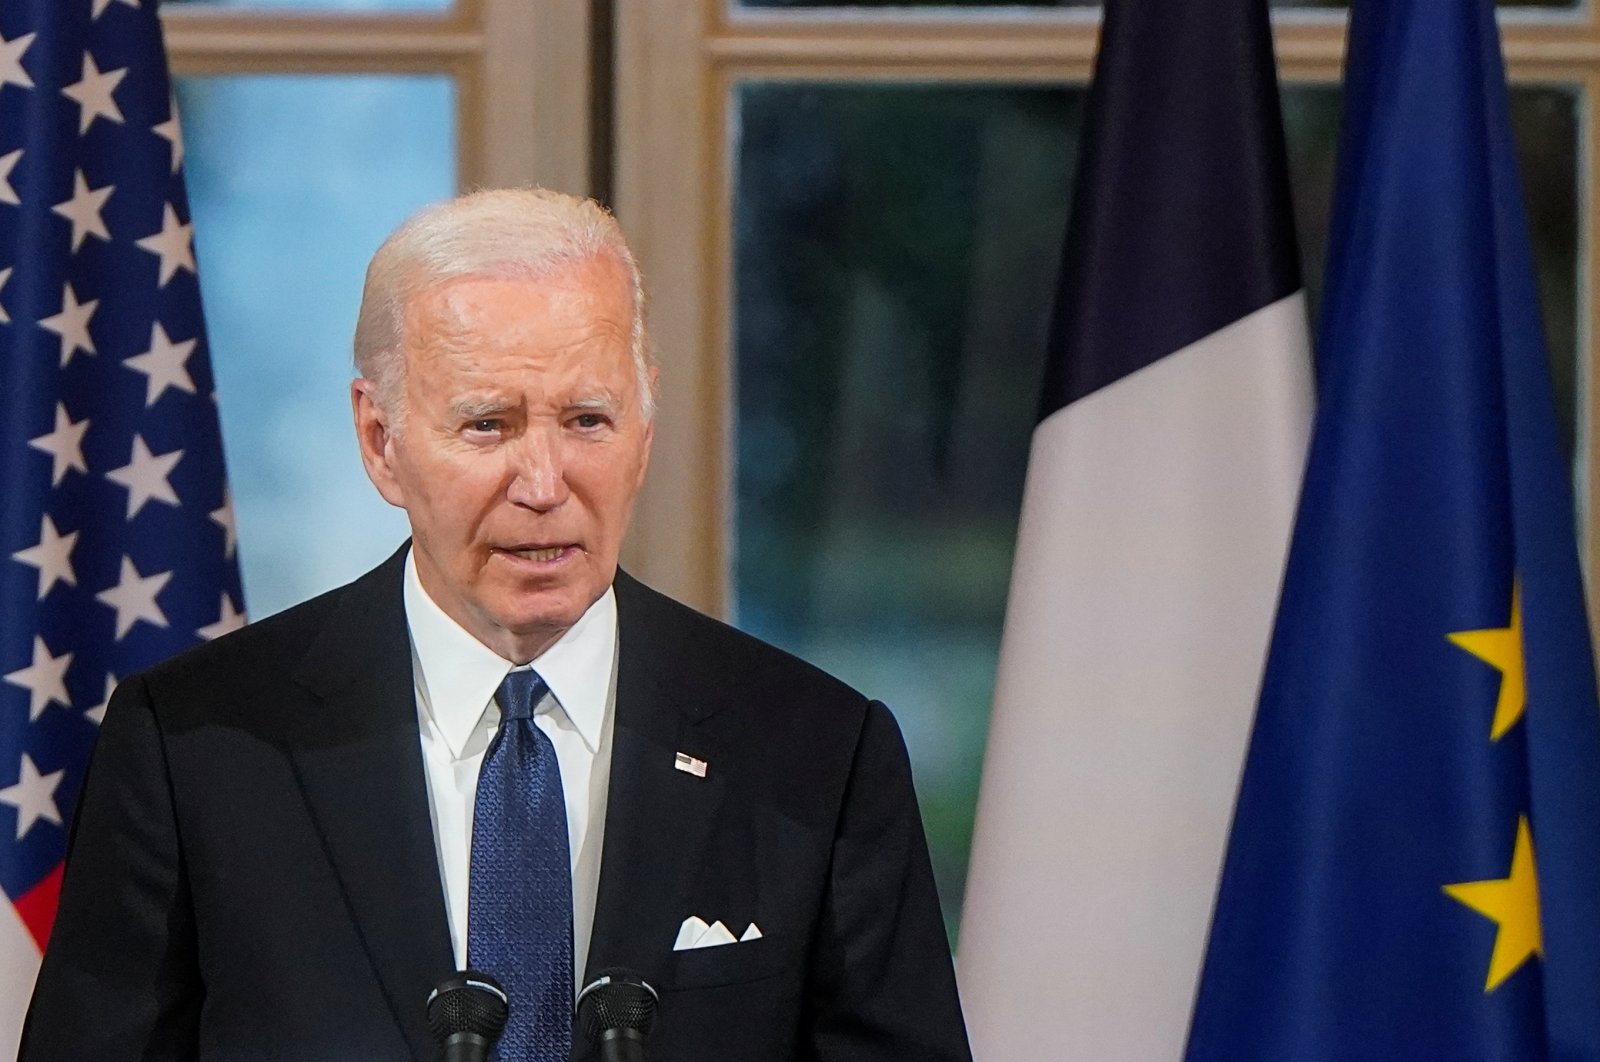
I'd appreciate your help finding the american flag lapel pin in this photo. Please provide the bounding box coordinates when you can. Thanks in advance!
[674,751,708,778]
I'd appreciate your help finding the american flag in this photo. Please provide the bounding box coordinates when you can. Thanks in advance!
[0,0,243,1050]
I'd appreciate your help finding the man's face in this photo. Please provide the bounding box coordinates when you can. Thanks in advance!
[353,255,652,662]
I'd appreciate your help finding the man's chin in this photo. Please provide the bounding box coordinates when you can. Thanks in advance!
[478,593,599,660]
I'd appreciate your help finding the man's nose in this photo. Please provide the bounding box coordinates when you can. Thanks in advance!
[505,428,569,511]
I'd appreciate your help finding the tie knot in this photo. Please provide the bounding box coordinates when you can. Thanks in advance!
[497,669,547,721]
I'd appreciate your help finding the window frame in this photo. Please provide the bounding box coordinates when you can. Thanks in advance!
[614,0,1598,620]
[162,0,592,196]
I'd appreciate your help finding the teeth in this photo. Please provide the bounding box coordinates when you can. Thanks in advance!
[517,547,564,562]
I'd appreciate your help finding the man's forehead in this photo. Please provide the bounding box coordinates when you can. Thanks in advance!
[408,254,630,314]
[402,268,630,346]
[414,346,634,391]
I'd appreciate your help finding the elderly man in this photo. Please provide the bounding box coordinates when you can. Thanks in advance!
[22,189,971,1061]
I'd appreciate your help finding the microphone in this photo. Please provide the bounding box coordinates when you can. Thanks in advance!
[576,968,659,1062]
[427,970,510,1062]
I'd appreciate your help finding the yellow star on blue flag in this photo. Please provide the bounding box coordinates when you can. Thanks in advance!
[1444,816,1542,992]
[1448,585,1525,740]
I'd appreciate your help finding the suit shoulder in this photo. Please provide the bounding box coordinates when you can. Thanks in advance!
[135,582,342,693]
[135,552,402,699]
[613,571,869,713]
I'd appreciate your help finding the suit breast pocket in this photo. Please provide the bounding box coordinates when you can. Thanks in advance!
[668,937,788,990]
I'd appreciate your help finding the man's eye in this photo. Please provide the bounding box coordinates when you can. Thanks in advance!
[573,413,608,430]
[467,419,501,433]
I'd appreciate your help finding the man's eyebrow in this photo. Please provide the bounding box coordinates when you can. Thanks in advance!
[567,391,624,411]
[449,396,516,420]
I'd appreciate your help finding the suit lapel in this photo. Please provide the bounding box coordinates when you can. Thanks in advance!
[584,573,726,989]
[286,546,453,1062]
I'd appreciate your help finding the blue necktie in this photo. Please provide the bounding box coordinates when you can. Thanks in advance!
[468,669,573,1062]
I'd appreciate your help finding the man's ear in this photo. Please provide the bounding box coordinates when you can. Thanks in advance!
[351,378,407,509]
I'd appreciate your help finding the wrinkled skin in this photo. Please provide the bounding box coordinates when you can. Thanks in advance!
[353,254,653,663]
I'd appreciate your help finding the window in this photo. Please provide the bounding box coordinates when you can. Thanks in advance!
[166,0,1595,937]
[611,0,1592,936]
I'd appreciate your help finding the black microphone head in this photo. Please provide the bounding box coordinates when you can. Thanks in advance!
[427,970,510,1052]
[576,967,659,1044]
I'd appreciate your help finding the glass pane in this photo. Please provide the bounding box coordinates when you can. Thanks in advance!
[729,81,1579,938]
[733,85,1078,939]
[167,0,449,10]
[180,75,455,618]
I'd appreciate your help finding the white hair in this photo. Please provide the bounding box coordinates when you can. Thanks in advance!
[352,187,655,427]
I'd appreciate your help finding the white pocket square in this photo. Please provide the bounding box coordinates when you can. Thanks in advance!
[673,915,762,950]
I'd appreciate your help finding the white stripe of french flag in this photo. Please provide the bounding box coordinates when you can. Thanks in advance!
[955,0,1313,1055]
[960,294,1310,1059]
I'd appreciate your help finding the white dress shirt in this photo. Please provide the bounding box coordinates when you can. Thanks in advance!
[402,553,616,990]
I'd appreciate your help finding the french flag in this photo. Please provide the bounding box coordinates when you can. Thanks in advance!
[957,0,1312,1057]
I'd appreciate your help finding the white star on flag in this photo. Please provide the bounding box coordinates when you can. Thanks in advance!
[106,435,184,517]
[211,489,239,559]
[0,265,11,324]
[0,31,36,92]
[28,403,89,485]
[12,514,79,599]
[124,321,197,405]
[0,754,64,840]
[62,53,127,134]
[153,96,184,173]
[4,636,72,721]
[52,168,114,251]
[136,203,195,286]
[38,282,98,366]
[0,147,21,205]
[198,593,246,641]
[86,674,117,725]
[95,556,173,639]
[92,0,142,17]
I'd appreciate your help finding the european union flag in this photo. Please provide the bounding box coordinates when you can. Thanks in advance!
[1183,0,1600,1058]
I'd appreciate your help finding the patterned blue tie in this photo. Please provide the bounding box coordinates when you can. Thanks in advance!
[469,669,573,1062]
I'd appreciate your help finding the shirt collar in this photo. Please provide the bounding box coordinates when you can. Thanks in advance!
[403,551,615,758]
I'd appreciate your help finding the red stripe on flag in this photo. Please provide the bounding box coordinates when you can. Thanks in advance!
[13,863,62,951]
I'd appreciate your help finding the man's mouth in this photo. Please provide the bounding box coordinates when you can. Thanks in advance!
[497,545,575,563]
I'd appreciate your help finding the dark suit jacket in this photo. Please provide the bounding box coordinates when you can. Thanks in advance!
[21,546,971,1061]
